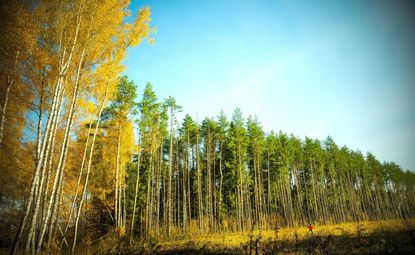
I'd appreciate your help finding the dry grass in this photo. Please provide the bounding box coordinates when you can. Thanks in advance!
[157,219,414,251]
[83,218,415,254]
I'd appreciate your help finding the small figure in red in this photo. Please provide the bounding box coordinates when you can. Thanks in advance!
[307,223,314,234]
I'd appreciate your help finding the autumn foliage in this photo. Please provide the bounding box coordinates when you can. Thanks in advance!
[1,1,414,255]
[0,0,152,254]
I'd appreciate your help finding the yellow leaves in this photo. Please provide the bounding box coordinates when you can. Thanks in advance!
[100,120,134,180]
[0,1,36,50]
[129,7,154,47]
[91,59,119,101]
[120,120,135,162]
[45,0,155,116]
[77,99,95,120]
[116,226,126,236]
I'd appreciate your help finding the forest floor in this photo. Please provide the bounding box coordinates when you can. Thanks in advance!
[100,219,415,254]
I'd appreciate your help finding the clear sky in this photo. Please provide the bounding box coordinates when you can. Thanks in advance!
[125,0,415,170]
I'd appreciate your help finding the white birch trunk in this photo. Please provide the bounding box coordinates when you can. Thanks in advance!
[36,49,87,252]
[11,74,62,255]
[25,80,65,254]
[71,78,110,255]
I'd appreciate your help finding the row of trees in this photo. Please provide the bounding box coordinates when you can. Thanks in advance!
[85,79,415,242]
[102,82,415,240]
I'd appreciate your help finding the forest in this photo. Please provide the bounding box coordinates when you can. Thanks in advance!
[1,0,414,254]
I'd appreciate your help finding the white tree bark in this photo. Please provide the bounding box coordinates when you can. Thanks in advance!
[25,79,65,254]
[59,117,92,251]
[10,73,62,255]
[36,47,87,252]
[71,81,109,255]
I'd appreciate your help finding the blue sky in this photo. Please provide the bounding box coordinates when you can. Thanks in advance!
[125,0,415,170]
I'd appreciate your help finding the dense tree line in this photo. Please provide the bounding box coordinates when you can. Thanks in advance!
[0,1,414,255]
[108,82,414,239]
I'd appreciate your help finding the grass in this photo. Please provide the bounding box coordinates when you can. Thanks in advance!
[82,219,415,254]
[157,219,414,251]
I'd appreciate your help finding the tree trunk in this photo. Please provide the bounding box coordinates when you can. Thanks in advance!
[0,49,19,157]
[71,80,109,255]
[130,136,142,237]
